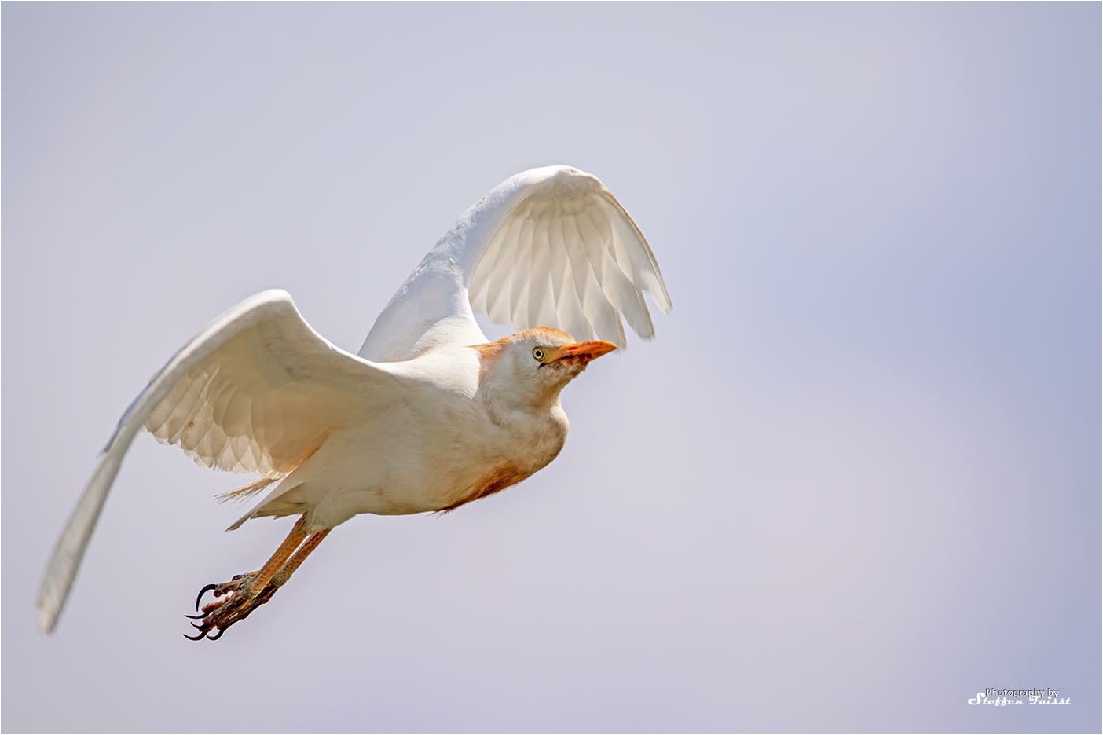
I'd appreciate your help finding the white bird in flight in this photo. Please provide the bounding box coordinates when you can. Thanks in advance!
[37,165,671,639]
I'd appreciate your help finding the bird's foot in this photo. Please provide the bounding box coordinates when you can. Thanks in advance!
[185,572,274,640]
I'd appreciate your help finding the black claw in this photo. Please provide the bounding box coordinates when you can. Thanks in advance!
[184,612,206,620]
[206,627,226,640]
[184,628,207,641]
[195,583,219,611]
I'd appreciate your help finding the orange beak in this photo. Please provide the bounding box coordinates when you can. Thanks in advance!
[552,340,618,364]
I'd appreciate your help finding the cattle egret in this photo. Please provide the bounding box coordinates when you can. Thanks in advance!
[37,165,671,639]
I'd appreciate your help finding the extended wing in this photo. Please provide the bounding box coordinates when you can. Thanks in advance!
[37,290,406,634]
[358,166,671,363]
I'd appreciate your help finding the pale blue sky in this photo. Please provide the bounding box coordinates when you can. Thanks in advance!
[3,3,1099,733]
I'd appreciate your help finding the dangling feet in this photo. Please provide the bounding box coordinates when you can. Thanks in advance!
[183,519,331,641]
[185,572,275,640]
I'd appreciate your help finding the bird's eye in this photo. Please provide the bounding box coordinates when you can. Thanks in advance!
[532,347,545,362]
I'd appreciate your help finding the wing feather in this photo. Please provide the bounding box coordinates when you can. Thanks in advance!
[358,165,671,362]
[603,197,672,313]
[485,213,524,325]
[551,209,595,340]
[511,210,536,329]
[562,210,619,344]
[580,203,655,338]
[528,217,556,329]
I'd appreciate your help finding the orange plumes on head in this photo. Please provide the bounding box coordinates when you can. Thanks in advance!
[521,326,575,343]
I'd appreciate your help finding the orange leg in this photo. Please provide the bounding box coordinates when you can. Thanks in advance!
[250,517,310,592]
[271,529,330,588]
[186,518,329,641]
[242,529,332,612]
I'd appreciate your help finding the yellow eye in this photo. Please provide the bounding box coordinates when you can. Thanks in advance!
[532,347,546,362]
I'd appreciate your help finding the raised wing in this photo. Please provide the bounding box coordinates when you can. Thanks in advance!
[358,165,671,363]
[37,290,406,634]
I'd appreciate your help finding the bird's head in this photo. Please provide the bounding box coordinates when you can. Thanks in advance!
[474,328,617,410]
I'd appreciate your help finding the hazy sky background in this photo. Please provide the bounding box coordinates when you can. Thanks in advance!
[3,3,1099,733]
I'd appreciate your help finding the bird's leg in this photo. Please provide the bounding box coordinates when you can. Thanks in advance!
[205,529,331,637]
[247,529,331,610]
[186,517,310,640]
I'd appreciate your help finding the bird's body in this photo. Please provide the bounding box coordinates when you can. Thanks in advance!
[37,165,670,638]
[237,334,571,526]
